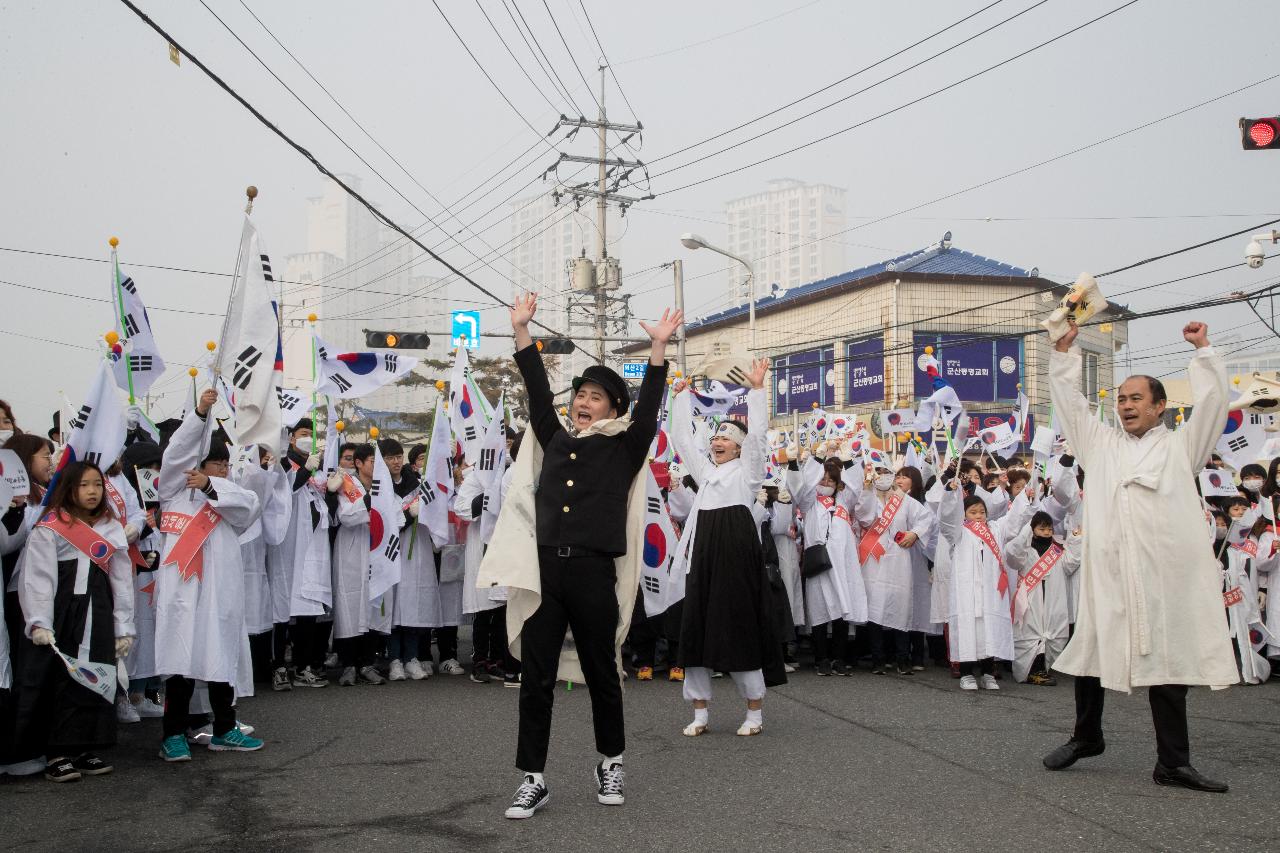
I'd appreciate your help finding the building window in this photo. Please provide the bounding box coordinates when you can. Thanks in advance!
[1081,351,1100,399]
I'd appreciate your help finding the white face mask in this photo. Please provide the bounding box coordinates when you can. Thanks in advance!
[875,473,895,491]
[294,436,313,454]
[816,485,835,497]
[0,429,11,443]
[1243,478,1264,493]
[1214,526,1227,540]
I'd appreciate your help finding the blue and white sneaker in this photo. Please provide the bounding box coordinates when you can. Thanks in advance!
[208,727,264,752]
[159,734,192,762]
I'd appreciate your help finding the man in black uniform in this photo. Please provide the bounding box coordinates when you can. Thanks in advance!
[503,292,681,820]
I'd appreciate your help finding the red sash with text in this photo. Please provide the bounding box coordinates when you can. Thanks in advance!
[158,503,223,582]
[818,494,852,525]
[36,512,116,572]
[1012,542,1063,625]
[857,493,902,564]
[1230,537,1258,558]
[103,479,149,569]
[964,519,1009,599]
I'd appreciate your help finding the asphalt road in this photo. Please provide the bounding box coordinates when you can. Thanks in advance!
[2,651,1277,853]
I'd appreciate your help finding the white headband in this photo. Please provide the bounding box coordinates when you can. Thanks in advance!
[714,422,747,445]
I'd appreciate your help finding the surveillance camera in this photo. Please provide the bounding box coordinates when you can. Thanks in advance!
[1247,240,1265,268]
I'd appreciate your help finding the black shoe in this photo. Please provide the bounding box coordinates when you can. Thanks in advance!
[896,662,914,676]
[1043,739,1105,771]
[44,759,81,783]
[870,663,886,675]
[594,760,625,805]
[832,661,853,677]
[504,774,550,819]
[469,665,491,684]
[72,753,113,776]
[815,659,833,677]
[1152,763,1228,793]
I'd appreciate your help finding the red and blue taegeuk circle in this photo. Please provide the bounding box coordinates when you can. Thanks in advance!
[337,352,379,375]
[642,523,666,568]
[90,542,109,561]
[1223,410,1244,434]
[368,510,385,550]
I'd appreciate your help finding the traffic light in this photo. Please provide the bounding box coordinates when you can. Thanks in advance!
[1240,117,1280,150]
[534,338,576,354]
[364,330,430,349]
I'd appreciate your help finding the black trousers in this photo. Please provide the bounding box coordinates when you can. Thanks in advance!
[811,620,848,662]
[433,626,459,663]
[335,634,377,668]
[960,658,996,677]
[1072,676,1191,768]
[868,622,909,665]
[163,677,234,738]
[516,550,624,773]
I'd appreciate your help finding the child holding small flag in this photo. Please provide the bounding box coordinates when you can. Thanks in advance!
[13,461,134,782]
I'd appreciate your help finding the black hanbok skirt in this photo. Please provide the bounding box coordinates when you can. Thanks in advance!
[678,505,786,686]
[12,558,117,759]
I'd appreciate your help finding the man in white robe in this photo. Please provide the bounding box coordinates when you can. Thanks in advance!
[1043,320,1236,793]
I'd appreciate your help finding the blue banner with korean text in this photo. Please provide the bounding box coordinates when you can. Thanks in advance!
[773,346,835,415]
[845,336,885,406]
[912,332,1021,402]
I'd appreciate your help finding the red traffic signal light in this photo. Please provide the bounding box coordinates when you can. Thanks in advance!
[534,338,575,355]
[1240,117,1280,150]
[365,330,430,349]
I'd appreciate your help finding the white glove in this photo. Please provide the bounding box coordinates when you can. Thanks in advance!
[327,472,344,493]
[31,627,55,646]
[123,523,140,544]
[837,440,853,462]
[305,453,320,472]
[115,636,135,659]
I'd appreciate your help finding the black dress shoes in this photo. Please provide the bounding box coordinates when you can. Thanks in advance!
[1152,764,1229,793]
[1042,739,1105,770]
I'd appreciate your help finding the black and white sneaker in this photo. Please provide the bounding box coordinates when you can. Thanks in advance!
[44,759,81,783]
[72,753,113,776]
[504,774,549,819]
[594,761,625,806]
[272,667,293,692]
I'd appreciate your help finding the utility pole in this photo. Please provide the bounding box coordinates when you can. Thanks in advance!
[672,259,687,375]
[546,65,652,368]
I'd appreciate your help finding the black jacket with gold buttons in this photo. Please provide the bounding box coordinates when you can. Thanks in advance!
[514,344,667,556]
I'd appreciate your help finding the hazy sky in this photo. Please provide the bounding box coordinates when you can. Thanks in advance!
[2,0,1278,430]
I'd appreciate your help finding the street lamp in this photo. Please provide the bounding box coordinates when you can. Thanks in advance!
[679,232,757,352]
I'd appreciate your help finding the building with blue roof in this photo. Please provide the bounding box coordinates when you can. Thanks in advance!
[623,232,1132,440]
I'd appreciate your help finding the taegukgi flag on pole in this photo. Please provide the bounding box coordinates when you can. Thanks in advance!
[417,397,455,549]
[217,216,283,457]
[448,345,488,461]
[109,263,166,398]
[314,333,419,401]
[473,393,508,544]
[56,360,128,477]
[639,465,678,619]
[367,443,402,601]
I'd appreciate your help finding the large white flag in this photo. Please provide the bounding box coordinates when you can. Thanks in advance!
[218,217,283,456]
[978,419,1020,454]
[367,444,403,601]
[417,397,454,549]
[109,264,165,398]
[58,360,128,475]
[639,466,678,618]
[474,393,508,543]
[320,399,340,475]
[314,333,418,400]
[276,387,307,428]
[448,346,489,461]
[687,380,746,419]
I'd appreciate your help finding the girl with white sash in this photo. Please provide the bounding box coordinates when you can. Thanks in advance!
[1005,510,1081,684]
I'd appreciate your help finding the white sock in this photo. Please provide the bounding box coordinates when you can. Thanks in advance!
[603,753,623,768]
[524,771,545,787]
[692,707,709,727]
[745,708,763,726]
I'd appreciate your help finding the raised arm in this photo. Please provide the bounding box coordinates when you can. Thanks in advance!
[738,360,770,492]
[670,386,713,487]
[509,293,562,450]
[160,388,218,502]
[623,310,681,464]
[1178,322,1229,472]
[1048,322,1105,471]
[786,455,821,513]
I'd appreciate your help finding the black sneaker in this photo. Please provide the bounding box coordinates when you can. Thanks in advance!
[470,664,492,684]
[72,753,113,776]
[815,659,833,677]
[504,774,550,819]
[870,663,886,675]
[503,672,521,688]
[896,663,914,676]
[44,759,81,783]
[595,761,625,806]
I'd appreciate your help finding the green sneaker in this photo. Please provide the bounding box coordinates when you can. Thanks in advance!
[208,727,264,752]
[159,734,192,762]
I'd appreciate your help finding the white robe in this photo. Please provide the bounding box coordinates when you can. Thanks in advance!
[939,486,1033,662]
[860,490,935,632]
[394,503,445,628]
[104,471,159,679]
[768,500,804,627]
[235,463,290,636]
[787,457,868,626]
[1221,531,1271,684]
[275,468,330,620]
[332,475,393,638]
[1049,344,1238,692]
[155,411,260,691]
[1256,529,1280,659]
[455,469,501,616]
[1005,525,1081,681]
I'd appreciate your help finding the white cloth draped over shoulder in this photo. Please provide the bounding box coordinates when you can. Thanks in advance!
[1048,344,1237,692]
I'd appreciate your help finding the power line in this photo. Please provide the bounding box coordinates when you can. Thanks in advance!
[472,0,568,114]
[540,0,603,114]
[576,0,639,123]
[506,0,584,115]
[613,0,827,67]
[115,0,571,344]
[648,0,1010,167]
[655,0,1143,194]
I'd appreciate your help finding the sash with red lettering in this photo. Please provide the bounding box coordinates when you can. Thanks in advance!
[857,492,902,564]
[36,511,116,571]
[341,474,362,504]
[159,503,223,582]
[963,519,1008,598]
[1230,537,1258,558]
[1223,586,1244,607]
[817,494,851,525]
[103,479,149,569]
[1012,542,1063,625]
